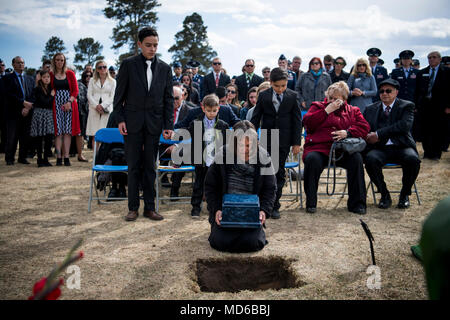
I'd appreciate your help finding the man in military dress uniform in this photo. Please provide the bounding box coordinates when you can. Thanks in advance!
[367,48,389,102]
[277,54,296,90]
[390,50,418,102]
[172,61,183,83]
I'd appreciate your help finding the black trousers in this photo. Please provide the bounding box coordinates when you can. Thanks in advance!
[267,145,290,212]
[171,172,185,188]
[5,115,31,163]
[364,146,421,197]
[419,101,446,159]
[191,165,209,209]
[303,151,367,211]
[124,130,159,212]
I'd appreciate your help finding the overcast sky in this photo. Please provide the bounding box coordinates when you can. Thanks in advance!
[1,0,449,76]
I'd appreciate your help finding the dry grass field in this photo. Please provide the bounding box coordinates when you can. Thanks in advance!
[0,143,449,300]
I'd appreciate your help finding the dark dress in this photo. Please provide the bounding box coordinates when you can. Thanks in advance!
[30,86,54,137]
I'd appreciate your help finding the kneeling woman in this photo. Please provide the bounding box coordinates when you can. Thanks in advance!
[204,121,276,253]
[302,81,370,214]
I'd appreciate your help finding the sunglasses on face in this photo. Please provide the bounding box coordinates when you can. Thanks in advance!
[379,89,393,94]
[245,65,254,67]
[228,90,236,94]
[357,64,366,67]
[311,62,320,65]
[263,70,270,73]
[97,66,107,69]
[324,63,332,66]
[335,62,345,65]
[174,96,181,100]
[213,62,222,65]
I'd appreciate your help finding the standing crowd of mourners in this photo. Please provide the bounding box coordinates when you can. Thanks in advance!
[1,32,450,254]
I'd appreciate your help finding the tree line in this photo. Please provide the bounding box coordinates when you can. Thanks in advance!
[39,0,216,73]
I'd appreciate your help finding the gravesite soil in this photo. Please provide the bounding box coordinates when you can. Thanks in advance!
[0,144,449,300]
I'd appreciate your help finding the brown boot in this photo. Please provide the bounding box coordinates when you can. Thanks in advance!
[143,210,164,221]
[125,210,138,221]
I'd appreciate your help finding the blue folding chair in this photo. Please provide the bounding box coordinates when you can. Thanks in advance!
[155,133,195,211]
[88,128,128,213]
[368,163,421,205]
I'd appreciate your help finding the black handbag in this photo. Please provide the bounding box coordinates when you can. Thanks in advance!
[326,138,366,196]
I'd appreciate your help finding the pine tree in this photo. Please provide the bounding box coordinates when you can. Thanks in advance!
[168,13,217,73]
[104,0,160,65]
[73,38,105,71]
[42,36,67,62]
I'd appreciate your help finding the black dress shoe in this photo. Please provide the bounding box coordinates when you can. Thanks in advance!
[118,188,126,199]
[56,158,62,166]
[6,161,14,165]
[107,188,119,201]
[350,207,366,215]
[306,207,317,214]
[397,195,410,209]
[378,193,392,209]
[18,158,30,164]
[271,210,281,219]
[64,158,71,166]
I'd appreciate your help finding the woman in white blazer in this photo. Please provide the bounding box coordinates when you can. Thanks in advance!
[86,60,116,147]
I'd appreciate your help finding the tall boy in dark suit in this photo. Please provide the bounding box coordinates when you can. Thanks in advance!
[251,68,302,219]
[114,27,174,222]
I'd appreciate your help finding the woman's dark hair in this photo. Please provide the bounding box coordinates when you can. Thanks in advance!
[269,67,288,82]
[246,86,258,108]
[138,27,158,42]
[182,84,192,101]
[37,70,50,95]
[334,56,347,67]
[308,57,323,71]
[81,70,93,86]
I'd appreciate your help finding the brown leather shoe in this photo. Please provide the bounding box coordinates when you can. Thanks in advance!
[143,210,164,221]
[125,211,138,221]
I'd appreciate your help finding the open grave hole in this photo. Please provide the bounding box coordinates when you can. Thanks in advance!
[196,256,306,293]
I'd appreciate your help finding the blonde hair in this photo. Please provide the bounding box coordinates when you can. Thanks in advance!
[351,58,372,77]
[257,81,271,97]
[325,81,350,101]
[202,94,220,108]
[93,60,114,82]
[51,53,67,75]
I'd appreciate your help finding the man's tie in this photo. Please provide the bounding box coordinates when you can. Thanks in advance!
[384,105,391,117]
[18,74,25,97]
[146,60,152,91]
[246,75,251,88]
[215,73,220,87]
[428,67,435,97]
[276,93,282,104]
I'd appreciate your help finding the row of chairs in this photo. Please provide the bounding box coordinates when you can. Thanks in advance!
[87,126,420,213]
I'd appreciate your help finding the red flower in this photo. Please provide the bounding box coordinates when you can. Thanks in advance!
[28,277,63,300]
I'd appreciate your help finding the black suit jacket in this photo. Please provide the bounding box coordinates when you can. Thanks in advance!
[176,101,193,125]
[234,73,264,102]
[174,104,239,129]
[414,64,450,114]
[250,88,302,148]
[363,98,417,152]
[201,72,231,97]
[113,54,174,135]
[3,72,34,119]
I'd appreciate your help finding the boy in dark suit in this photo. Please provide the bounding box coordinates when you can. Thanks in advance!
[114,27,174,222]
[175,94,229,218]
[251,68,302,219]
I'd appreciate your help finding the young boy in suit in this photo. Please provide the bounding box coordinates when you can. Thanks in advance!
[176,94,229,218]
[250,67,302,219]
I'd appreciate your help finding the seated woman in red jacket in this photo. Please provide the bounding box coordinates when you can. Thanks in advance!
[302,81,370,214]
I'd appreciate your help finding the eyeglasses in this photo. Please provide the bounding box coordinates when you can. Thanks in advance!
[311,62,320,65]
[213,62,222,65]
[379,89,393,94]
[245,65,254,67]
[97,66,107,69]
[228,90,236,94]
[357,64,366,67]
[174,97,181,100]
[335,62,345,65]
[263,70,270,73]
[324,63,332,66]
